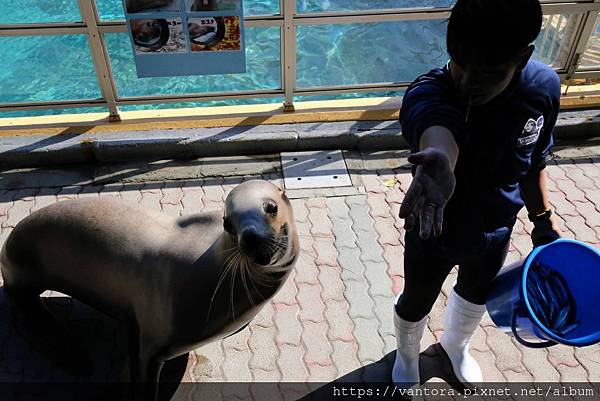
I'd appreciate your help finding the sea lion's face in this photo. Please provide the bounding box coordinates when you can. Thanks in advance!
[223,180,295,267]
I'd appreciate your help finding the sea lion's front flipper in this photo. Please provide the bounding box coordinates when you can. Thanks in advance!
[128,325,165,401]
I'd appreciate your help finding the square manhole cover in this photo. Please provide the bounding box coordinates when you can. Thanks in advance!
[280,150,352,189]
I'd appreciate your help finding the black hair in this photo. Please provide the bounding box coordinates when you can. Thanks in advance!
[447,0,543,66]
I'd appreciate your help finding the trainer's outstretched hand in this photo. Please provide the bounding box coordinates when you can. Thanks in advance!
[399,148,456,239]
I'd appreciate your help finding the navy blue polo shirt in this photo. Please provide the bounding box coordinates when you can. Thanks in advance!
[400,60,560,253]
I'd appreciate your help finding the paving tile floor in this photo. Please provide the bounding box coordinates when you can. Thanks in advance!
[0,148,599,400]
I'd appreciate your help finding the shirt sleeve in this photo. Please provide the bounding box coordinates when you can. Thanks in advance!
[529,71,560,172]
[400,74,467,152]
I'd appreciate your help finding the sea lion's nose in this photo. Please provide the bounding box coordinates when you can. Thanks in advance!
[239,225,271,265]
[240,226,261,248]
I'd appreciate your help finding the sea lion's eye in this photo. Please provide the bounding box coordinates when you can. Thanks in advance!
[264,201,278,216]
[223,217,234,234]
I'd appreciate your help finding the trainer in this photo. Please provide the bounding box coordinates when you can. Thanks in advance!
[393,0,561,388]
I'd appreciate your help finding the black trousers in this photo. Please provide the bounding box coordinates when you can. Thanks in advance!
[395,226,511,322]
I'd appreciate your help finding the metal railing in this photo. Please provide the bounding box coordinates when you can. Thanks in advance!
[1,0,600,120]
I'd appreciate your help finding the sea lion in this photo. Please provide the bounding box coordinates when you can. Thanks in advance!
[0,179,299,401]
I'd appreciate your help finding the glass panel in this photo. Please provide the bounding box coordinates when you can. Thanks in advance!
[118,96,282,111]
[297,13,579,89]
[96,0,127,21]
[579,13,600,70]
[243,0,280,16]
[104,26,280,97]
[0,107,108,119]
[0,0,81,24]
[0,35,102,104]
[298,0,454,13]
[97,0,279,21]
[533,13,581,69]
[295,91,404,103]
[296,20,448,88]
[297,0,571,13]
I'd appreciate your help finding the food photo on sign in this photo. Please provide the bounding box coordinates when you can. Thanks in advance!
[188,16,241,51]
[131,18,186,54]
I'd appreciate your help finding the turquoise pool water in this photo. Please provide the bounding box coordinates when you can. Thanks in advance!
[0,1,563,117]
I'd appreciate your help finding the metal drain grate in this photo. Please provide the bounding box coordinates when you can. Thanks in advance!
[280,150,352,189]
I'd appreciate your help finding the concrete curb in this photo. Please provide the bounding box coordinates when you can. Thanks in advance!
[1,110,599,168]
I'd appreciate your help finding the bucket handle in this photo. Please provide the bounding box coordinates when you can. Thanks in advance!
[511,309,557,348]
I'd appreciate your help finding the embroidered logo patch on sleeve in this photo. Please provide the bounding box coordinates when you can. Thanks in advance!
[518,115,544,147]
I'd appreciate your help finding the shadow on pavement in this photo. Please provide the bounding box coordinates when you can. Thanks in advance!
[0,287,187,401]
[296,346,464,401]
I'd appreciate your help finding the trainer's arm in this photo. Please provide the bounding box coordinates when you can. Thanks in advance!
[520,168,560,246]
[419,126,459,170]
[520,168,551,215]
[399,126,459,239]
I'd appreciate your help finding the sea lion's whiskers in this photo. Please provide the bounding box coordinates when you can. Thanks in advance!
[207,251,238,319]
[230,256,237,320]
[222,247,239,268]
[244,258,267,302]
[248,256,269,302]
[296,234,335,239]
[264,238,288,270]
[250,271,272,287]
[261,248,293,279]
[280,235,362,279]
[221,244,240,254]
[283,233,361,277]
[259,268,290,281]
[248,244,286,285]
[206,269,231,321]
[299,246,363,279]
[267,235,286,250]
[260,234,283,252]
[207,249,239,321]
[250,264,275,286]
[240,256,256,307]
[265,239,284,263]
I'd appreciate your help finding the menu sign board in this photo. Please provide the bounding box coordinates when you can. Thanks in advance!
[122,0,246,77]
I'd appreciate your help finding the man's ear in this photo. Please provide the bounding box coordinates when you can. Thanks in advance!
[516,44,535,70]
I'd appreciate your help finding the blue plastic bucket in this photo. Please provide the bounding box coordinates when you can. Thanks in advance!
[486,239,600,348]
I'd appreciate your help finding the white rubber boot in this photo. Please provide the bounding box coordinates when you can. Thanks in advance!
[392,293,428,388]
[440,288,485,385]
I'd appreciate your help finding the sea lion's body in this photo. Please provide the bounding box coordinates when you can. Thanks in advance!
[0,180,298,400]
